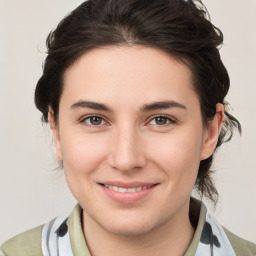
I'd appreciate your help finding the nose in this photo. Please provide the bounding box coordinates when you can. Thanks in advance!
[107,125,147,172]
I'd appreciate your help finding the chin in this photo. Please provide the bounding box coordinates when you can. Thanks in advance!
[99,214,167,237]
[105,224,154,237]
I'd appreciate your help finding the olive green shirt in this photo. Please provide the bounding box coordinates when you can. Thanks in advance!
[1,202,256,256]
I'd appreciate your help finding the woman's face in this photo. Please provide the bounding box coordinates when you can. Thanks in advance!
[51,46,222,236]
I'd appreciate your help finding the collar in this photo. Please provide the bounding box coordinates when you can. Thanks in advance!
[42,198,235,256]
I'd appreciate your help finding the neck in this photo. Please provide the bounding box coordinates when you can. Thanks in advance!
[82,199,195,256]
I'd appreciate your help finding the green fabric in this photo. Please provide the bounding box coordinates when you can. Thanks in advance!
[184,202,207,256]
[1,225,43,256]
[1,202,256,256]
[68,204,91,256]
[223,226,256,256]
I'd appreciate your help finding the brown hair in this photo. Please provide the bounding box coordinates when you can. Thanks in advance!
[35,0,241,204]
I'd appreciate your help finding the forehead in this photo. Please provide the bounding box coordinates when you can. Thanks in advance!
[62,46,199,111]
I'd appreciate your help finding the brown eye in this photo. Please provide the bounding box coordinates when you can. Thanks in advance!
[149,116,174,126]
[83,116,105,126]
[155,116,168,125]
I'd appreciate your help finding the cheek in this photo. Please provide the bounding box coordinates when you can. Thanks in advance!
[149,130,202,185]
[59,132,111,204]
[60,132,109,176]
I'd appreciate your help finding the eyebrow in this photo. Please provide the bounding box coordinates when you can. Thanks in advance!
[141,101,187,112]
[71,100,112,112]
[70,100,187,112]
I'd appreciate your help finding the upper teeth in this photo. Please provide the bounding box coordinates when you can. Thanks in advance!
[103,185,150,193]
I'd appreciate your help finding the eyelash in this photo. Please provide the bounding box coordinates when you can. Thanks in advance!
[80,115,108,127]
[80,115,176,127]
[147,115,176,126]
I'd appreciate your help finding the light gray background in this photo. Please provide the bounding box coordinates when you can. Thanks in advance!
[0,0,255,245]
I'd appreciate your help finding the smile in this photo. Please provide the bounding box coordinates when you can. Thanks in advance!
[100,183,158,204]
[103,184,152,193]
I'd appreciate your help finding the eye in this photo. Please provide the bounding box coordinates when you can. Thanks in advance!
[81,115,106,126]
[148,115,175,126]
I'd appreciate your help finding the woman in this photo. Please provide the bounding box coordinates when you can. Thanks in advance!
[1,0,256,255]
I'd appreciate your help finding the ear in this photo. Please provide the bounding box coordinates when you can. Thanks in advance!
[200,103,224,160]
[48,108,63,160]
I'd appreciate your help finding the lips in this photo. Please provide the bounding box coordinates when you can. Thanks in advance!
[99,182,158,204]
[102,184,153,193]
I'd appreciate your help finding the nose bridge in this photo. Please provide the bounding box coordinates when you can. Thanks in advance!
[108,122,146,171]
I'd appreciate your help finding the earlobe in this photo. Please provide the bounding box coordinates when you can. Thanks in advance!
[48,108,63,160]
[200,103,224,160]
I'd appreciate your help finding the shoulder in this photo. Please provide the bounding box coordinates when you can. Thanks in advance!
[0,205,79,256]
[1,225,43,256]
[223,226,256,256]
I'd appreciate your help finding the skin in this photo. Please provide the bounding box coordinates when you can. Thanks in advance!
[49,46,224,256]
